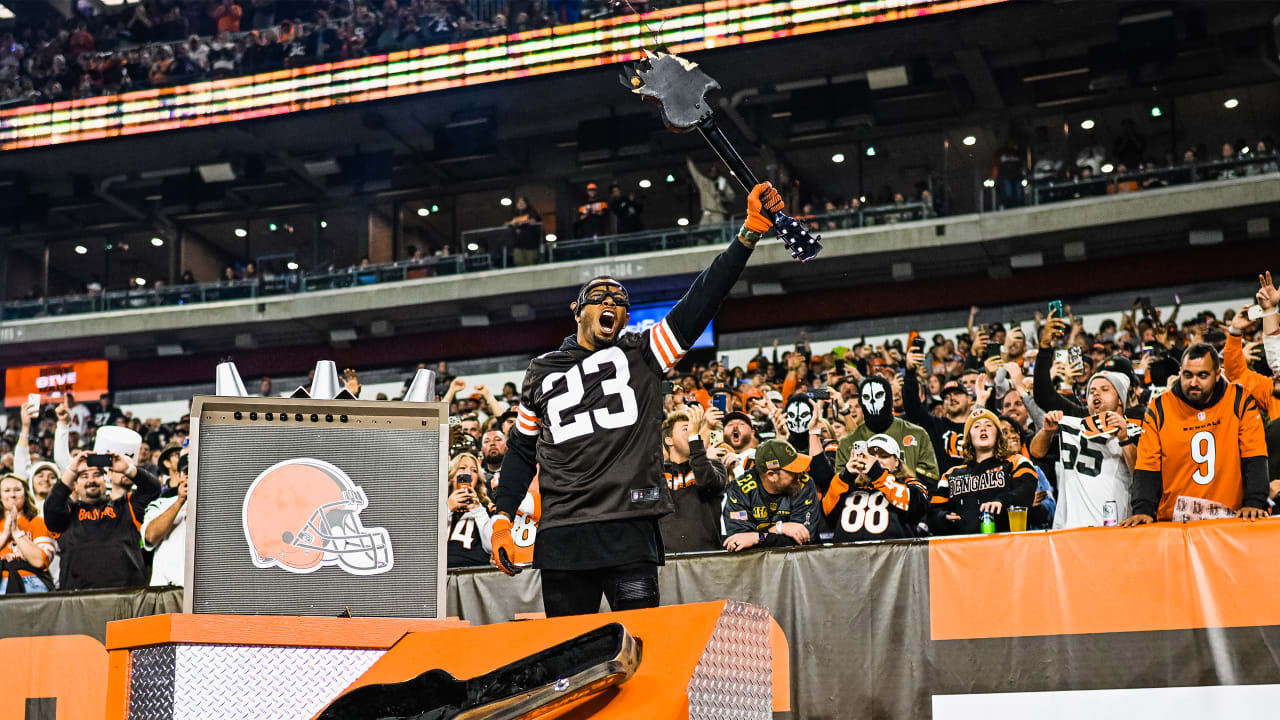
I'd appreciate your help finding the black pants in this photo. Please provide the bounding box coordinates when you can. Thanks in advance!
[540,562,660,618]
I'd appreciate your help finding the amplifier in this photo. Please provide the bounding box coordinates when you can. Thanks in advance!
[184,396,449,618]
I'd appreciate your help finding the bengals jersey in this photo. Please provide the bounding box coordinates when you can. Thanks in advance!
[446,509,491,568]
[929,455,1038,535]
[820,464,928,543]
[507,478,541,564]
[1133,379,1269,521]
[723,469,822,547]
[494,239,755,541]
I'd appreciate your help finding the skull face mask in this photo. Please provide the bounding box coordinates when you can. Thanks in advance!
[858,376,894,434]
[784,396,813,436]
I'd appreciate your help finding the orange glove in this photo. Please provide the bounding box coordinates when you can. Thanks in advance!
[743,182,784,235]
[489,515,522,576]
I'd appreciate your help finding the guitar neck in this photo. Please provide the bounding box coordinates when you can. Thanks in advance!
[698,119,761,192]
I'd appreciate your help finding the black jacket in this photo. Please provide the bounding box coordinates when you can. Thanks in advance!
[44,467,161,590]
[659,437,727,553]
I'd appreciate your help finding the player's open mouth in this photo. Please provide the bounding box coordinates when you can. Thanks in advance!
[599,309,617,335]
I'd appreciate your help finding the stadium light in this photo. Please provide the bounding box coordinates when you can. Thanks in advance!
[1100,163,1115,173]
[320,220,328,228]
[134,277,146,286]
[0,4,13,20]
[1080,119,1095,130]
[417,207,430,217]
[865,146,877,157]
[150,237,164,247]
[234,227,247,238]
[1150,106,1163,118]
[431,204,440,212]
[74,245,88,255]
[268,222,279,232]
[466,242,480,252]
[286,261,300,271]
[1223,98,1239,109]
[962,135,977,146]
[500,197,513,207]
[983,178,996,188]
[831,153,845,163]
[677,217,690,226]
[545,233,557,242]
[665,174,676,183]
[639,179,652,188]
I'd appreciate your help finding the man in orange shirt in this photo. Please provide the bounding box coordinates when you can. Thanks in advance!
[1121,343,1269,525]
[212,0,243,33]
[1225,303,1280,420]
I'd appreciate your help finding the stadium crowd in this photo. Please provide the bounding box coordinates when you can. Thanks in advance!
[4,270,1278,590]
[0,0,688,107]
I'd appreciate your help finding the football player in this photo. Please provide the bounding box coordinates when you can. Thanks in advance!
[1122,343,1269,525]
[490,182,785,616]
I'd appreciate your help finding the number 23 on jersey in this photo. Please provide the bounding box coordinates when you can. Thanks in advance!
[541,346,640,444]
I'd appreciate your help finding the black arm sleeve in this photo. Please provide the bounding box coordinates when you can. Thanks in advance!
[758,533,801,548]
[43,482,73,533]
[1241,456,1270,510]
[663,239,753,350]
[128,466,162,522]
[688,437,727,500]
[901,371,940,433]
[494,430,537,518]
[1032,347,1087,417]
[1130,468,1162,518]
[808,451,835,495]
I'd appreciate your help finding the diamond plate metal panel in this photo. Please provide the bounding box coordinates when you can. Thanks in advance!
[687,600,773,720]
[129,645,177,720]
[169,644,382,720]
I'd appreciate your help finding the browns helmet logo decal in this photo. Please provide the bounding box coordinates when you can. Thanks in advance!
[242,458,394,576]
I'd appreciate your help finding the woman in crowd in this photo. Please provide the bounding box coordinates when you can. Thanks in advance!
[445,453,495,568]
[0,474,56,593]
[930,409,1038,535]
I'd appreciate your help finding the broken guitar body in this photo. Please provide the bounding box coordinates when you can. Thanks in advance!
[316,623,641,720]
[622,51,823,263]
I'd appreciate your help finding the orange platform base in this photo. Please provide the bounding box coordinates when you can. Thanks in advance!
[104,600,788,720]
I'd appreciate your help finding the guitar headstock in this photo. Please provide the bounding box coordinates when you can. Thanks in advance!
[772,211,822,262]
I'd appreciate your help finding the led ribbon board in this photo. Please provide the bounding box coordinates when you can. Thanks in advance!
[0,0,1006,151]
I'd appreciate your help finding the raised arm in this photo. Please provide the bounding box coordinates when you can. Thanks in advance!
[659,183,781,353]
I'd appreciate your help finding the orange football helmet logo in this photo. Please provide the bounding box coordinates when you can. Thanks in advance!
[242,458,393,576]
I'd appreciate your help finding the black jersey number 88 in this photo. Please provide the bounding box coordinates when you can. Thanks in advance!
[541,346,639,443]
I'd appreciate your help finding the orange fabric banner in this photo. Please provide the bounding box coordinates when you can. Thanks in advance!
[928,519,1280,640]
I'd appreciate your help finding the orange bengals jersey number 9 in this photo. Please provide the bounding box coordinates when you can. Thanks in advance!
[1136,383,1267,520]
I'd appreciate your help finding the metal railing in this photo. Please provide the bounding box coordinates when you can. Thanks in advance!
[0,165,1260,323]
[1032,153,1279,205]
[0,202,938,321]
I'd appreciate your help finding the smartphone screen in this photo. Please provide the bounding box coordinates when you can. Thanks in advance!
[28,393,41,411]
[712,393,728,413]
[1048,300,1063,319]
[456,473,471,487]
